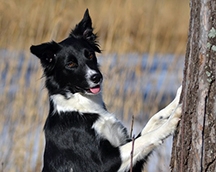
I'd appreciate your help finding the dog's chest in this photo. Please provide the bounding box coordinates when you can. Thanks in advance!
[50,93,128,147]
[92,112,128,147]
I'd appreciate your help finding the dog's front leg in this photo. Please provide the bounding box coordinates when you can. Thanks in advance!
[118,105,182,172]
[141,86,182,135]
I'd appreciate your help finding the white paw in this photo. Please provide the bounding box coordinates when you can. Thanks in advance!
[157,85,182,121]
[174,104,182,118]
[141,86,182,136]
[166,104,182,134]
[177,85,182,96]
[174,85,182,103]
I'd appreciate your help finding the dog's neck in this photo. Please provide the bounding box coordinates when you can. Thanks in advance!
[50,92,106,114]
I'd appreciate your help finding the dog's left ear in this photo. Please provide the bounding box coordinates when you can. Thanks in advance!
[70,9,101,53]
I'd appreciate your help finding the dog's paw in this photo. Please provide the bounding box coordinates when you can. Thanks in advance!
[173,85,182,105]
[155,86,182,121]
[177,85,182,97]
[165,104,182,134]
[141,86,182,135]
[173,104,182,118]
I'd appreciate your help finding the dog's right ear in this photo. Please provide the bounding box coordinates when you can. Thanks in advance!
[70,9,101,53]
[70,9,94,40]
[30,41,61,67]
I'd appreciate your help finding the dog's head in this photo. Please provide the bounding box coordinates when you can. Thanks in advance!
[30,9,103,97]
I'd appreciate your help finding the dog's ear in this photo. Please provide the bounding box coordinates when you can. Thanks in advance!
[70,9,94,40]
[70,9,101,53]
[30,41,61,67]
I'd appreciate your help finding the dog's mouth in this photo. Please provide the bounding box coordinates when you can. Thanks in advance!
[87,85,101,94]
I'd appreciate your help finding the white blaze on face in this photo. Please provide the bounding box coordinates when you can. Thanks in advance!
[85,65,101,94]
[85,65,97,85]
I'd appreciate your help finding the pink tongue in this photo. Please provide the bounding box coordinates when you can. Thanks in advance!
[90,86,100,94]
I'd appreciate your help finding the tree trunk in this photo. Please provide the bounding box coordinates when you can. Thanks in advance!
[170,0,216,171]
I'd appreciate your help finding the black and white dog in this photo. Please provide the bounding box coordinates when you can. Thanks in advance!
[30,9,182,172]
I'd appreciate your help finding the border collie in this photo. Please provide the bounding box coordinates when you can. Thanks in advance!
[30,9,182,172]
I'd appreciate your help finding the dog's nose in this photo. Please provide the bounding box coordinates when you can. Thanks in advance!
[90,74,102,84]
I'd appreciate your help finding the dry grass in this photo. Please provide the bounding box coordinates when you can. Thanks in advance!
[0,0,189,54]
[0,0,188,171]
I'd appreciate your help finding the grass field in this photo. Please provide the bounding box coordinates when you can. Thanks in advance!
[0,0,189,171]
[0,0,189,53]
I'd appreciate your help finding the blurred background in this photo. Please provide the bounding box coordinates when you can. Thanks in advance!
[0,0,189,171]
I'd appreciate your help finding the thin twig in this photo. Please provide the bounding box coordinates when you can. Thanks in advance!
[130,115,134,138]
[130,135,135,172]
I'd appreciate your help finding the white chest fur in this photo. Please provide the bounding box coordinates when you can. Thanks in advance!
[50,93,128,147]
[50,92,104,114]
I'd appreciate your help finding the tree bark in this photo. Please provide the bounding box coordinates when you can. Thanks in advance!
[170,0,216,171]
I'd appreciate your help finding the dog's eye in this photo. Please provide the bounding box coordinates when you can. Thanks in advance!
[89,53,94,60]
[84,50,94,60]
[66,62,78,69]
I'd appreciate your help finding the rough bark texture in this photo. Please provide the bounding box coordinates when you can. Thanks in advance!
[170,0,216,172]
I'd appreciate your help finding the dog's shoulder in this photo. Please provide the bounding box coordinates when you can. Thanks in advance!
[92,110,129,147]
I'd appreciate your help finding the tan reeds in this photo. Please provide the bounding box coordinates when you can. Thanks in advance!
[0,0,189,53]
